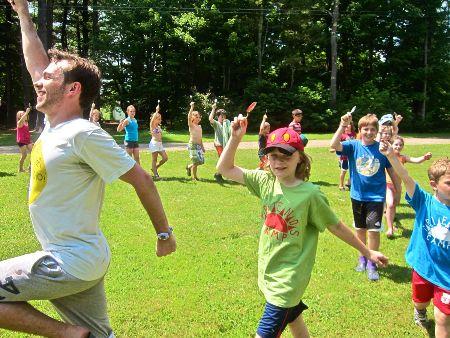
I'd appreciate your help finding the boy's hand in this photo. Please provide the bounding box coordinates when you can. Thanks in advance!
[368,250,388,268]
[231,114,248,141]
[190,101,195,108]
[263,114,268,120]
[340,113,352,127]
[211,101,217,111]
[424,152,432,160]
[379,140,393,157]
[156,234,176,257]
[91,102,95,109]
[394,113,403,125]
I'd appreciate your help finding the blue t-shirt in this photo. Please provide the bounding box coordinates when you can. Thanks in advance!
[405,183,450,290]
[341,140,391,202]
[124,117,138,142]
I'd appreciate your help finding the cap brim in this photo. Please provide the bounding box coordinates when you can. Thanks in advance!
[263,144,297,155]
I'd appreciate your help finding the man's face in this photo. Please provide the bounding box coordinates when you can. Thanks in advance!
[34,61,68,113]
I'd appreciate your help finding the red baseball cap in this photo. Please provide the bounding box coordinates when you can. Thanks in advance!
[264,127,305,154]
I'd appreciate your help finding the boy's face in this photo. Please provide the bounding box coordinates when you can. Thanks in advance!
[359,125,377,144]
[392,139,404,153]
[431,173,450,205]
[192,113,201,124]
[380,129,392,142]
[267,148,299,181]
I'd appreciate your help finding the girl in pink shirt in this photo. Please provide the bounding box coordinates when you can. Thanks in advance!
[16,106,33,172]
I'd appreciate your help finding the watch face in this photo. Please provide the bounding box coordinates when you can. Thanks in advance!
[158,233,170,240]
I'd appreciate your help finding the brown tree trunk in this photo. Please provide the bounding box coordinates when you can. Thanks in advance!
[81,0,89,57]
[420,27,429,120]
[61,0,70,50]
[330,0,339,110]
[257,9,263,81]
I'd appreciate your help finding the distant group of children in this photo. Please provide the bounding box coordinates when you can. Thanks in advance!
[14,101,449,338]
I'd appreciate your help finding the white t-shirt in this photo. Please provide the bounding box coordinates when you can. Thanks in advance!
[29,118,135,281]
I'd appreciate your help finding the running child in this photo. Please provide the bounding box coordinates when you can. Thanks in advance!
[186,101,205,181]
[330,112,398,281]
[217,117,388,338]
[289,108,303,135]
[117,104,140,165]
[209,100,227,182]
[380,142,449,336]
[258,113,270,169]
[149,102,168,180]
[89,102,101,127]
[16,105,33,172]
[384,136,432,237]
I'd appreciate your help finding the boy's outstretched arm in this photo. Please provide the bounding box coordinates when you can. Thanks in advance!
[327,221,389,267]
[330,113,351,152]
[187,101,195,128]
[208,101,216,124]
[8,0,49,82]
[217,116,247,184]
[405,152,432,164]
[380,140,416,197]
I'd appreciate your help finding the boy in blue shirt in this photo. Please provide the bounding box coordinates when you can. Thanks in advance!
[380,142,450,336]
[330,113,398,281]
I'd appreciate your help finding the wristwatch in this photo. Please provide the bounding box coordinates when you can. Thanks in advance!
[157,227,173,240]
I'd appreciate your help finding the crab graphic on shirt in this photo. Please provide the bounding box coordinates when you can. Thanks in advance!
[425,217,450,249]
[356,154,380,177]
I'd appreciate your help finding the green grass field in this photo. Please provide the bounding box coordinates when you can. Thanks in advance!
[0,143,448,337]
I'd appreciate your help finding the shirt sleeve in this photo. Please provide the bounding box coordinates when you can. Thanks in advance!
[308,189,339,232]
[340,140,353,156]
[74,128,136,183]
[243,169,270,199]
[405,183,426,212]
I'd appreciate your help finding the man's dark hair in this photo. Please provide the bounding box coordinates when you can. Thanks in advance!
[48,49,101,112]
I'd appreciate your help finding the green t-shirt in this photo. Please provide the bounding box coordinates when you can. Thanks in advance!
[222,119,231,147]
[244,169,339,308]
[210,119,224,146]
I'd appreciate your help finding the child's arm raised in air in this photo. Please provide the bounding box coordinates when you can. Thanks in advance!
[330,112,352,152]
[208,101,217,125]
[380,140,416,197]
[259,114,267,134]
[89,102,95,122]
[17,106,31,127]
[187,101,195,128]
[327,221,389,267]
[392,113,402,136]
[404,152,432,164]
[217,115,248,184]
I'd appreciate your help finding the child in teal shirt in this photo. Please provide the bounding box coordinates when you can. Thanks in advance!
[217,117,388,338]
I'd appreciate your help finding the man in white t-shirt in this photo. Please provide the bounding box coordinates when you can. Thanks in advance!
[1,1,176,337]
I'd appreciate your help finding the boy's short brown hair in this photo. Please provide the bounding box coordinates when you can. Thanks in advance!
[48,49,101,112]
[428,157,449,182]
[358,114,379,131]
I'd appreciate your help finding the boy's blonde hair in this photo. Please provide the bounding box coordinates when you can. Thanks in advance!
[358,114,378,131]
[428,157,449,182]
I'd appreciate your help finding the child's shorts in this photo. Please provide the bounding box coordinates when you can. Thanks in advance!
[351,199,384,232]
[412,270,450,315]
[0,251,113,337]
[256,300,308,338]
[214,144,223,157]
[339,159,349,171]
[124,140,139,149]
[149,139,165,153]
[188,143,205,165]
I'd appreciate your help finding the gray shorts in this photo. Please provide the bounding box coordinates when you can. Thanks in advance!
[0,251,113,338]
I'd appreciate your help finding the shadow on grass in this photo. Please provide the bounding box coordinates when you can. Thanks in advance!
[155,176,240,186]
[396,212,415,221]
[379,264,411,284]
[0,172,16,177]
[311,180,334,187]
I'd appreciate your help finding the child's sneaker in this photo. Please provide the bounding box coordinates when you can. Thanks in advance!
[355,256,367,272]
[414,308,429,328]
[186,165,191,177]
[366,261,379,281]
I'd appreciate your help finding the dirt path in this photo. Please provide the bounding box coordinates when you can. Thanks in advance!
[1,137,448,154]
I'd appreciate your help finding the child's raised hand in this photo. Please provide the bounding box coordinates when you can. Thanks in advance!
[394,114,403,125]
[379,140,393,156]
[424,152,432,161]
[91,102,96,109]
[190,101,195,108]
[231,114,248,140]
[340,113,352,127]
[368,250,389,268]
[263,114,268,120]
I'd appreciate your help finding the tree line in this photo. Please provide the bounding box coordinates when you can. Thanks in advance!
[0,0,449,132]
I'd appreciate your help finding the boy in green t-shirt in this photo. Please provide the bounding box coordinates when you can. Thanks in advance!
[217,116,389,338]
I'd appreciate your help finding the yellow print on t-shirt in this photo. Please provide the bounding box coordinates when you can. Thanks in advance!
[29,140,47,204]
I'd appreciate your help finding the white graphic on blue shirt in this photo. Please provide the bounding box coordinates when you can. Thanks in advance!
[355,155,380,177]
[426,217,450,249]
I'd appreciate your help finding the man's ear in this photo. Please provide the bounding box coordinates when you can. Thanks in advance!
[67,82,82,96]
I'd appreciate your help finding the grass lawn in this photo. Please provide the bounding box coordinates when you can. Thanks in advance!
[0,143,449,337]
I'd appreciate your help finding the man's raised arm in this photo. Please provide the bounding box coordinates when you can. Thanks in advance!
[8,0,49,82]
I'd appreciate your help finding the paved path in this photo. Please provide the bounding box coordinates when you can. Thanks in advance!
[1,137,449,154]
